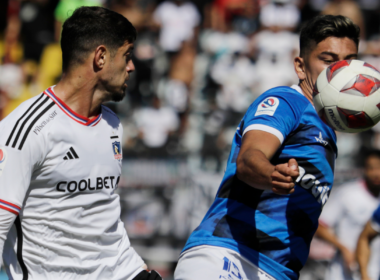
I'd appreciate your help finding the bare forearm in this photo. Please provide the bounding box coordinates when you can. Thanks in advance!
[236,130,298,195]
[316,224,346,251]
[236,149,275,190]
[357,235,371,278]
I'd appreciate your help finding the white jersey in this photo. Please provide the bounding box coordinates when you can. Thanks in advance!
[319,180,380,280]
[0,87,144,280]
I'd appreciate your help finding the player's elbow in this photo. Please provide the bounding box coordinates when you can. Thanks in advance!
[236,154,248,182]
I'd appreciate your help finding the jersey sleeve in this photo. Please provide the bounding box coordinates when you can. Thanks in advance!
[0,122,44,214]
[371,204,380,233]
[241,90,306,144]
[0,110,45,257]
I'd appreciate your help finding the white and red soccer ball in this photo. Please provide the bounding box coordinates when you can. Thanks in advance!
[314,60,380,133]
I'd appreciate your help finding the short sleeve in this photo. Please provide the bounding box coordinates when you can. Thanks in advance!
[371,204,380,233]
[242,90,306,144]
[0,114,44,215]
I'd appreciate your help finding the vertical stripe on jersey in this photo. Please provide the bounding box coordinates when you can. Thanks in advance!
[5,93,45,147]
[11,96,50,148]
[15,217,28,280]
[18,102,55,150]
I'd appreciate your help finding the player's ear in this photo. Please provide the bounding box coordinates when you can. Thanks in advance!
[94,45,107,71]
[294,56,306,80]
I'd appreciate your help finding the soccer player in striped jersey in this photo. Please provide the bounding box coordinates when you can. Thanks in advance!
[174,15,359,280]
[0,7,161,280]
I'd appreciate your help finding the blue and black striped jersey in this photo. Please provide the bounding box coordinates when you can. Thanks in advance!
[182,85,337,280]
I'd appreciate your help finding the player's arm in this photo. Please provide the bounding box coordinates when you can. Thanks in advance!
[0,111,45,261]
[236,130,299,195]
[315,222,355,270]
[356,221,379,280]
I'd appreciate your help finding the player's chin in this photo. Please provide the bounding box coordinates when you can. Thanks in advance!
[110,89,126,102]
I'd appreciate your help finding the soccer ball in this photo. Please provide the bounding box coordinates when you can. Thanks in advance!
[314,60,380,133]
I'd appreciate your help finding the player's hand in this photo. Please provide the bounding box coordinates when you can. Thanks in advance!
[271,158,299,195]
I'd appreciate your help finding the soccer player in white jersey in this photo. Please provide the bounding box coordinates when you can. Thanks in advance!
[0,6,162,280]
[316,150,380,280]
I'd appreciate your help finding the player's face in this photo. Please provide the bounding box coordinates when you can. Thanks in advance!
[295,37,358,100]
[365,156,380,187]
[102,42,135,102]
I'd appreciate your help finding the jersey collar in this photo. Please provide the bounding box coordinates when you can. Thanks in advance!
[44,87,102,127]
[291,84,304,96]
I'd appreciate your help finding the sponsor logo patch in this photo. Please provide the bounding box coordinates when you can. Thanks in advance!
[0,147,8,177]
[112,141,122,160]
[315,132,328,146]
[255,97,280,116]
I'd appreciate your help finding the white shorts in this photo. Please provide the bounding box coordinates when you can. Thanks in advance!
[174,245,277,280]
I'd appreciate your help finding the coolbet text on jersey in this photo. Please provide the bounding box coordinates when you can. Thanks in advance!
[181,85,337,280]
[0,87,144,280]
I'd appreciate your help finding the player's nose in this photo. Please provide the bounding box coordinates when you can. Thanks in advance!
[126,59,135,73]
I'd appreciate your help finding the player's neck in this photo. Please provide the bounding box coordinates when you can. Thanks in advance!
[54,69,103,118]
[299,81,314,105]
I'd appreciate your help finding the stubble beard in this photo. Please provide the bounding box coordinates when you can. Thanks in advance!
[110,87,126,102]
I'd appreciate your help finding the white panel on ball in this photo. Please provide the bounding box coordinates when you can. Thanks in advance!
[337,92,365,111]
[315,68,329,93]
[313,91,324,112]
[364,92,380,123]
[319,84,339,107]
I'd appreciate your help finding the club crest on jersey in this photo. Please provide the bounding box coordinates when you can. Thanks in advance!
[0,147,8,177]
[255,97,280,116]
[112,141,122,160]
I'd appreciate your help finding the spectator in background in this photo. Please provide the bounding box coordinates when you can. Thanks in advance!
[249,0,299,95]
[153,0,200,55]
[2,0,23,64]
[54,0,103,40]
[19,0,58,63]
[209,0,258,34]
[322,0,365,39]
[316,150,380,280]
[134,96,180,157]
[110,0,154,31]
[259,0,300,32]
[356,0,380,40]
[210,51,256,116]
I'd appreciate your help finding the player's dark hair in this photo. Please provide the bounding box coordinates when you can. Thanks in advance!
[299,15,360,58]
[61,6,136,71]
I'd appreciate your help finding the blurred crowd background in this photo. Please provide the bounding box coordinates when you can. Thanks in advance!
[1,0,380,279]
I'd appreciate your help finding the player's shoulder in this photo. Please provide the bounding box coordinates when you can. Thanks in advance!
[101,105,121,126]
[0,92,57,149]
[260,86,310,107]
[246,86,310,117]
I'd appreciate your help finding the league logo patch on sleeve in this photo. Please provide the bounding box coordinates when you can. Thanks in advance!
[255,97,280,116]
[0,147,8,177]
